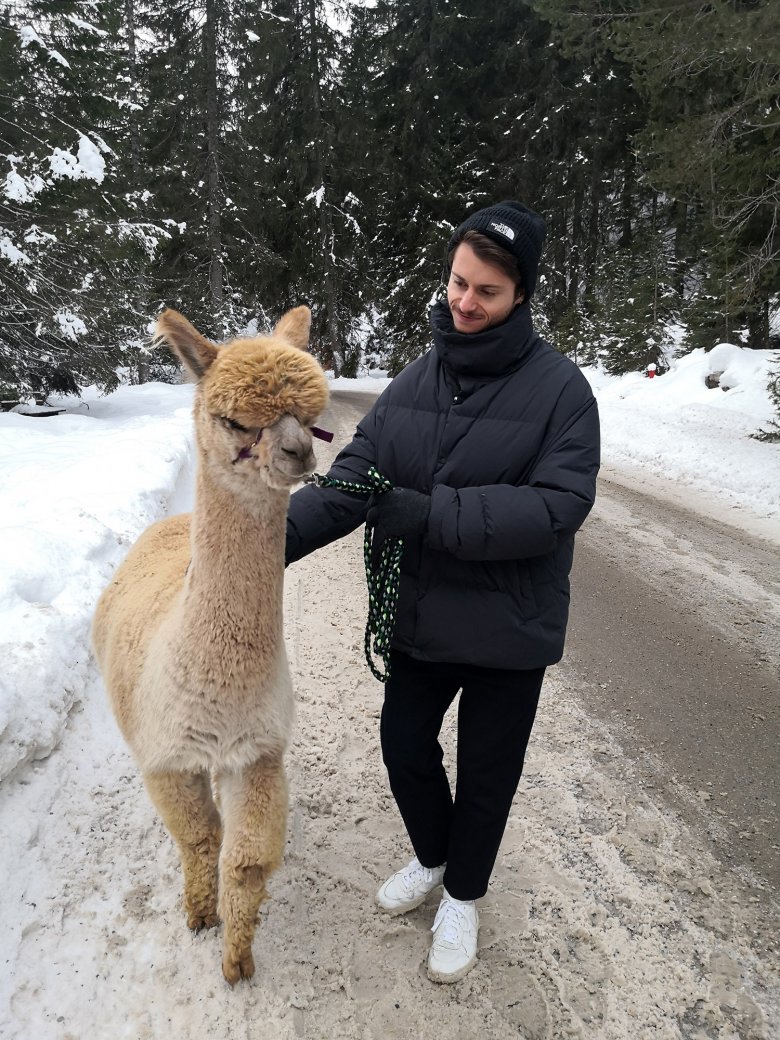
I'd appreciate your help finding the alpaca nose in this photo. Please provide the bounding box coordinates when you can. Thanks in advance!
[282,444,306,462]
[277,415,315,466]
[280,430,313,460]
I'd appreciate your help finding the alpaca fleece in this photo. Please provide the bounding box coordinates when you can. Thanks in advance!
[92,305,328,985]
[204,338,329,430]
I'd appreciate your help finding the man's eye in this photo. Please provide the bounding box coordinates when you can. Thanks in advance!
[221,416,248,433]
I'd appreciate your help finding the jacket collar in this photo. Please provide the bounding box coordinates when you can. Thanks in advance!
[430,299,539,378]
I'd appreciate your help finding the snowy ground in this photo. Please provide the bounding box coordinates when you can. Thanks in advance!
[0,346,778,1038]
[587,343,780,537]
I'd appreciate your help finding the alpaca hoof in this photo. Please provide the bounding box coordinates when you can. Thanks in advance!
[188,911,219,932]
[223,949,255,985]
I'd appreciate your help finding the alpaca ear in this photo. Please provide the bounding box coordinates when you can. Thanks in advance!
[154,309,219,379]
[273,306,311,351]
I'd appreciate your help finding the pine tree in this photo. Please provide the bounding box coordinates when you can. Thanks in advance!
[4,0,775,395]
[140,1,231,338]
[755,360,780,441]
[547,0,780,356]
[343,0,560,372]
[622,0,780,349]
[342,0,655,372]
[228,0,365,372]
[0,2,164,397]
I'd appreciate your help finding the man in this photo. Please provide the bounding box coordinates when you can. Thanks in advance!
[286,200,600,983]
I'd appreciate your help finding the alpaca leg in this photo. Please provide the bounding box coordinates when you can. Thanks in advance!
[216,756,288,985]
[143,770,223,931]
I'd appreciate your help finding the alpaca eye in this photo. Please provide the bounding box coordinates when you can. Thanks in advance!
[220,416,248,433]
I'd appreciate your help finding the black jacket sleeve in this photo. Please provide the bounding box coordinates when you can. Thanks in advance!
[426,384,600,561]
[285,395,384,565]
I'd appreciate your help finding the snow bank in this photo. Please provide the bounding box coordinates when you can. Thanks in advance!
[328,371,391,391]
[584,345,780,522]
[0,384,193,781]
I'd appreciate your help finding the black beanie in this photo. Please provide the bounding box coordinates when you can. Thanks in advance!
[447,200,547,299]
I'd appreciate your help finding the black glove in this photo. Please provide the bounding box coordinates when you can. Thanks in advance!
[366,487,431,543]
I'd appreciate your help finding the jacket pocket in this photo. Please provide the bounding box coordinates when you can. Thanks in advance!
[477,559,539,619]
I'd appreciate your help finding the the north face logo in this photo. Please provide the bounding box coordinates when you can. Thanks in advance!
[489,221,515,241]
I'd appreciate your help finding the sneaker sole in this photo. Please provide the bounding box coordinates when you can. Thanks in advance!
[375,883,442,916]
[427,951,478,984]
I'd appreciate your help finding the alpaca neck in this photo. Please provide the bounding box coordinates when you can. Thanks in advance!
[179,464,289,669]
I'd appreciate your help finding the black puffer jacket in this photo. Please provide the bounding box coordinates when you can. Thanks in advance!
[286,301,600,670]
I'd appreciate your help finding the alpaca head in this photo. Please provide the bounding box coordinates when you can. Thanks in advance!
[155,307,329,492]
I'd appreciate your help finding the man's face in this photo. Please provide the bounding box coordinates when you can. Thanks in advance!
[446,242,524,335]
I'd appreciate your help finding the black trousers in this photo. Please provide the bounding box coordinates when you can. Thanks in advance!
[380,649,545,901]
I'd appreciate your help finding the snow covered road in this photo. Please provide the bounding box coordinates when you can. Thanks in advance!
[567,465,780,892]
[1,386,777,1039]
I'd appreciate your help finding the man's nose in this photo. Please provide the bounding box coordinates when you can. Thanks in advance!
[461,288,476,311]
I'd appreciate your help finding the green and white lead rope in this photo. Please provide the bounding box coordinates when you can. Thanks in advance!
[304,465,401,682]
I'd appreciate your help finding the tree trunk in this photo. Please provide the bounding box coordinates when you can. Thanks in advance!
[548,200,567,324]
[204,0,224,325]
[673,199,687,298]
[583,57,606,302]
[618,149,634,249]
[125,0,141,175]
[584,162,601,298]
[746,299,770,349]
[308,0,340,371]
[568,175,584,308]
[125,0,149,383]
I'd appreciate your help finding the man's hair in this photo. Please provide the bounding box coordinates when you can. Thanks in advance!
[447,230,524,294]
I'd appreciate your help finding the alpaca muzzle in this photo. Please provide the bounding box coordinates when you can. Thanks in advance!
[232,424,333,466]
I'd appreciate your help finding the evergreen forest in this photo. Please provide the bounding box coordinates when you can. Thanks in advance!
[1,0,778,412]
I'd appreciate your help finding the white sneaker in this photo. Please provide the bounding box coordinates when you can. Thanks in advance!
[427,888,479,983]
[376,856,446,915]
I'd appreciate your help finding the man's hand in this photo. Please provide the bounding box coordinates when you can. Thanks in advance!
[366,487,431,543]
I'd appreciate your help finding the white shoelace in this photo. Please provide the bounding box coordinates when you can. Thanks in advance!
[401,862,431,891]
[431,899,471,945]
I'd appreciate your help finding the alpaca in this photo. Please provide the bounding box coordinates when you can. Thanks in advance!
[92,306,329,984]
